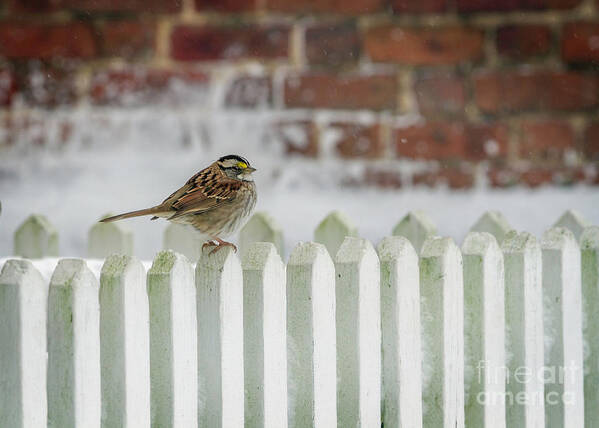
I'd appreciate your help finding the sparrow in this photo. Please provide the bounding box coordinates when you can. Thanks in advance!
[101,155,257,253]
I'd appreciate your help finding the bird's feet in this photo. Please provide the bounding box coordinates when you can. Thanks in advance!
[202,238,238,255]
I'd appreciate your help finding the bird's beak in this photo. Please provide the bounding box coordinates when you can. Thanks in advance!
[246,167,256,173]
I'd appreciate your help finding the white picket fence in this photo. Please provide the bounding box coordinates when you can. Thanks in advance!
[1,209,598,428]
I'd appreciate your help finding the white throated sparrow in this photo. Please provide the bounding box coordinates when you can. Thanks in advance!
[101,155,257,253]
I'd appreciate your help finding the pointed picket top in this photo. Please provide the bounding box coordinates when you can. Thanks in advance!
[88,213,134,258]
[239,212,285,258]
[470,211,512,244]
[163,223,203,263]
[314,211,358,257]
[14,214,59,258]
[392,211,437,255]
[554,210,591,241]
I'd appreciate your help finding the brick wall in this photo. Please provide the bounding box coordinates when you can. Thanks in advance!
[0,0,598,188]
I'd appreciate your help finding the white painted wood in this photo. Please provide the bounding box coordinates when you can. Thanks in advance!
[419,236,464,428]
[392,211,437,254]
[581,226,599,428]
[88,214,134,258]
[334,237,381,427]
[541,227,584,427]
[14,214,59,258]
[239,212,285,258]
[286,242,337,428]
[469,211,512,244]
[462,232,505,428]
[242,242,288,428]
[163,223,203,263]
[0,259,48,428]
[314,211,358,258]
[502,231,545,428]
[377,236,422,428]
[99,255,150,428]
[147,251,198,428]
[553,209,590,241]
[47,259,101,428]
[196,246,244,428]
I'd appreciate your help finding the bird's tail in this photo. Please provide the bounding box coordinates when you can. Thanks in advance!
[100,206,168,223]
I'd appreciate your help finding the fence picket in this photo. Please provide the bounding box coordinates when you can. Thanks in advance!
[420,236,465,428]
[286,242,337,428]
[88,214,134,258]
[314,211,358,257]
[553,210,590,241]
[241,242,287,428]
[147,251,198,428]
[100,255,151,427]
[196,246,244,427]
[581,226,599,428]
[14,214,59,258]
[239,212,285,258]
[392,211,437,254]
[462,232,505,428]
[0,260,48,428]
[47,259,101,428]
[470,211,512,244]
[541,227,584,427]
[377,236,422,428]
[335,237,381,427]
[163,223,203,262]
[502,231,545,427]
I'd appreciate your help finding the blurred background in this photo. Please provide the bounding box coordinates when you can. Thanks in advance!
[0,0,598,258]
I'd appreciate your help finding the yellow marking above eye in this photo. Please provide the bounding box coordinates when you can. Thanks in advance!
[237,162,248,169]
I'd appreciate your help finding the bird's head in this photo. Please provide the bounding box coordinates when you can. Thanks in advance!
[217,155,256,181]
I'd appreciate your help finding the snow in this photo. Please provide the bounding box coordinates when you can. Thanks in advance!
[0,108,598,262]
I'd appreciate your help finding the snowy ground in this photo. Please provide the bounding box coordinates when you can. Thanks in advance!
[1,109,598,261]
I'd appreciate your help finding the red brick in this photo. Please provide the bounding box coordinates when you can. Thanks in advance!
[14,61,78,107]
[305,23,360,66]
[466,123,510,160]
[457,0,580,12]
[584,122,599,160]
[562,22,599,65]
[474,71,599,114]
[274,120,319,157]
[521,167,585,187]
[413,166,475,189]
[360,167,402,189]
[327,122,384,159]
[0,68,17,107]
[520,120,575,162]
[59,0,181,12]
[195,0,256,11]
[395,122,466,159]
[395,121,509,161]
[265,0,383,14]
[99,20,156,59]
[0,23,96,59]
[392,0,447,13]
[8,0,58,12]
[414,72,466,116]
[90,69,209,106]
[497,25,552,59]
[171,25,289,62]
[224,75,272,108]
[284,73,397,110]
[365,26,484,65]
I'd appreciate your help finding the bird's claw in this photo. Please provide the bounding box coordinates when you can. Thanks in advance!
[202,239,237,255]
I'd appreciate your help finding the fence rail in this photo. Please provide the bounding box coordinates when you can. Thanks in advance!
[1,209,598,428]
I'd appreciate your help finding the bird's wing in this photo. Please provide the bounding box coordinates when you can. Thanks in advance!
[163,166,242,220]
